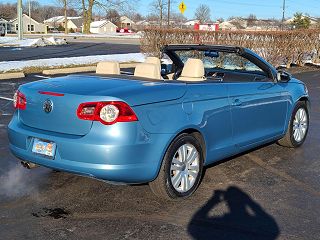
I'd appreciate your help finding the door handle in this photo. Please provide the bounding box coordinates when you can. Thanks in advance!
[232,99,242,106]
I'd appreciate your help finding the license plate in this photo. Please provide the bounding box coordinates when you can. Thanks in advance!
[32,138,56,158]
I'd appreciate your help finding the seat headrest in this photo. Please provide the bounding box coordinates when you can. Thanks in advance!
[96,61,120,75]
[134,63,161,80]
[145,57,161,69]
[178,58,205,82]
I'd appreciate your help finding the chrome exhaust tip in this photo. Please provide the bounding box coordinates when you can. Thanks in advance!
[21,161,39,169]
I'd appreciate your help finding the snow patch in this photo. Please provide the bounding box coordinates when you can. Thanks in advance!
[0,37,67,47]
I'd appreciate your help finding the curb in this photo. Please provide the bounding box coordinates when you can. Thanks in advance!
[0,72,25,80]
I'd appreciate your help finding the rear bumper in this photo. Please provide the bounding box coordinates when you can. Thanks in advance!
[8,113,172,184]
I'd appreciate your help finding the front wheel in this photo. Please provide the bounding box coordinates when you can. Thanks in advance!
[278,101,309,148]
[149,133,204,200]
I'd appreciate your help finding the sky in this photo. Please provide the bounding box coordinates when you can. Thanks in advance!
[4,0,320,20]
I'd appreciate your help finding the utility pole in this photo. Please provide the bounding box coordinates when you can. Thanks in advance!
[29,0,31,33]
[167,0,170,26]
[17,0,23,40]
[281,0,286,30]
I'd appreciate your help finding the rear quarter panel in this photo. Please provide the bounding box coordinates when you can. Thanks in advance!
[133,83,235,165]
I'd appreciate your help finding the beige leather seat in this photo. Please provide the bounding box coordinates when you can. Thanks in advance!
[178,58,206,82]
[96,61,120,75]
[134,63,161,80]
[145,56,161,71]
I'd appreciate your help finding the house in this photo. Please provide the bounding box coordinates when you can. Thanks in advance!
[120,16,134,28]
[64,18,83,32]
[44,16,82,32]
[219,21,238,30]
[184,19,200,26]
[135,20,150,26]
[11,14,46,33]
[134,20,150,31]
[90,20,117,34]
[0,18,14,34]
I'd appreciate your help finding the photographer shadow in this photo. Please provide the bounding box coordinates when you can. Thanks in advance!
[188,186,279,240]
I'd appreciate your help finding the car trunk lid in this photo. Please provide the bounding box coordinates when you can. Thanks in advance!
[18,75,186,135]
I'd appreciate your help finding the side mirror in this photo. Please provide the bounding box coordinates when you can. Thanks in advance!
[277,70,291,82]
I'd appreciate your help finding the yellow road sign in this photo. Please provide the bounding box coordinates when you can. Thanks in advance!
[179,1,187,14]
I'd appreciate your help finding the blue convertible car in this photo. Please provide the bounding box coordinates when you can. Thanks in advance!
[8,45,310,199]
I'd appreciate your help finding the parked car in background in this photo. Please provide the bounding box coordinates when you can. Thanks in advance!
[116,27,133,33]
[8,45,310,199]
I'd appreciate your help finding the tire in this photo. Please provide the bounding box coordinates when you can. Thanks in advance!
[278,101,309,148]
[149,133,204,200]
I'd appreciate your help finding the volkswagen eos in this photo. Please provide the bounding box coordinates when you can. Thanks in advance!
[8,45,310,199]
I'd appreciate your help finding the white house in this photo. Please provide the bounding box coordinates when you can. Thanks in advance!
[90,20,117,34]
[44,16,82,32]
[11,14,46,33]
[65,18,83,32]
[219,21,238,30]
[184,19,200,26]
[120,16,134,28]
[0,18,14,34]
[135,20,150,26]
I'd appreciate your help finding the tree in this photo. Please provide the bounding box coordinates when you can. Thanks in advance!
[247,14,256,27]
[216,17,224,23]
[0,3,16,20]
[62,0,68,34]
[150,0,167,27]
[170,12,186,24]
[194,4,211,23]
[291,12,311,29]
[106,9,120,25]
[129,12,144,22]
[81,0,135,34]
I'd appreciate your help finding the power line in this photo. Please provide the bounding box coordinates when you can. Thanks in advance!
[214,0,281,8]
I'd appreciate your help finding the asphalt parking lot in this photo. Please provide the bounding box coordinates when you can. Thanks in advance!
[0,41,140,62]
[0,70,319,240]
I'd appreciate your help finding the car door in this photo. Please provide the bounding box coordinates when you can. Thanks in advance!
[184,82,236,164]
[228,77,289,149]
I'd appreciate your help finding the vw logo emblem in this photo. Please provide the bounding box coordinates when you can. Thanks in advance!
[43,99,53,113]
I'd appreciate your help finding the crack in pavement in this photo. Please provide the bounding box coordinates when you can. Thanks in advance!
[247,154,320,197]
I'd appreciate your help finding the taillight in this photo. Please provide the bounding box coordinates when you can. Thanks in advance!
[13,90,26,110]
[77,101,138,125]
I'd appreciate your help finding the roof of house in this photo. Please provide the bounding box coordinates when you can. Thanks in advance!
[184,19,200,25]
[11,14,41,24]
[219,21,236,28]
[120,16,134,23]
[69,18,83,28]
[90,20,116,28]
[44,16,82,23]
[135,20,150,25]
